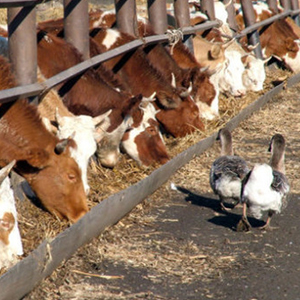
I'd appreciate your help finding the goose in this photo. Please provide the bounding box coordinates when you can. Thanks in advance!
[238,134,290,231]
[210,128,250,211]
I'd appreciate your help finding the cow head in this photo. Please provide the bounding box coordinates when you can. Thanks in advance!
[155,95,204,137]
[184,67,220,120]
[210,50,246,97]
[17,138,88,223]
[282,38,300,73]
[121,96,169,166]
[242,54,267,92]
[55,109,111,195]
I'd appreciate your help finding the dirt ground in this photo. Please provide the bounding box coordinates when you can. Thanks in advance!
[18,73,300,300]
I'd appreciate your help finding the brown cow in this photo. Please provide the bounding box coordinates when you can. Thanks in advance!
[0,55,88,222]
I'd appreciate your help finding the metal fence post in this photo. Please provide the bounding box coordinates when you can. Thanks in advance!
[148,0,168,34]
[8,6,37,103]
[115,0,138,37]
[174,0,194,53]
[64,0,89,60]
[240,0,263,59]
[291,0,300,26]
[200,0,216,20]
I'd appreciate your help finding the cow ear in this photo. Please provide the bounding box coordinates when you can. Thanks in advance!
[241,55,250,68]
[26,148,50,168]
[156,92,180,109]
[55,107,64,127]
[0,160,15,185]
[42,117,58,134]
[209,45,221,60]
[285,37,297,51]
[55,133,77,155]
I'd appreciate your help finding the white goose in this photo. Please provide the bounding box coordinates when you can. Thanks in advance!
[210,128,250,211]
[238,134,290,231]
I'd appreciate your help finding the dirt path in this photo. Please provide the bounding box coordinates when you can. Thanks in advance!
[22,80,300,299]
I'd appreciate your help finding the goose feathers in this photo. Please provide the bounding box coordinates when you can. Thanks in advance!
[210,155,249,199]
[241,163,289,219]
[239,134,289,230]
[210,128,249,209]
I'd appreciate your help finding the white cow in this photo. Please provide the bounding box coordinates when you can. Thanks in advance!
[210,50,246,97]
[242,55,267,92]
[0,160,23,270]
[189,1,267,93]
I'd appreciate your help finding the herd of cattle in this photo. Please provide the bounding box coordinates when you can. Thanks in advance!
[0,0,299,270]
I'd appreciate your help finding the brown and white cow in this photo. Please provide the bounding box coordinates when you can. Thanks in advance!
[137,17,219,120]
[192,35,247,97]
[0,34,110,194]
[121,95,170,166]
[0,55,88,222]
[171,2,266,92]
[37,31,170,167]
[90,27,204,136]
[235,1,300,73]
[169,41,220,120]
[0,160,23,269]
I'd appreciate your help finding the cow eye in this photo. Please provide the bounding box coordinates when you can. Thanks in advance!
[147,126,157,135]
[68,173,77,182]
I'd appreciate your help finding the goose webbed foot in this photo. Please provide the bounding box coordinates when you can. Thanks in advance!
[220,201,231,212]
[259,213,277,231]
[236,216,251,232]
[220,199,240,211]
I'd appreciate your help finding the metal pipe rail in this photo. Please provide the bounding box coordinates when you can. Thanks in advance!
[237,9,292,38]
[0,0,49,7]
[0,19,221,103]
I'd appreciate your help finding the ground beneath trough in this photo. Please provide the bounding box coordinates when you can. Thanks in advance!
[20,74,300,299]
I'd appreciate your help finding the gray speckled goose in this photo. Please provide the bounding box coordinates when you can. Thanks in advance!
[210,128,250,211]
[239,134,290,231]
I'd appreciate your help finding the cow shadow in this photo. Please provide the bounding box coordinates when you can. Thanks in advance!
[174,185,265,231]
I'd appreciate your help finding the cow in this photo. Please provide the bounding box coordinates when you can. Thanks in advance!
[171,1,266,92]
[168,41,220,120]
[37,30,136,168]
[136,17,219,120]
[54,109,111,195]
[37,9,116,35]
[89,27,205,136]
[37,70,112,194]
[235,1,300,73]
[0,160,23,269]
[86,11,218,119]
[37,31,170,167]
[0,55,88,222]
[0,34,112,192]
[192,35,246,97]
[121,96,170,166]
